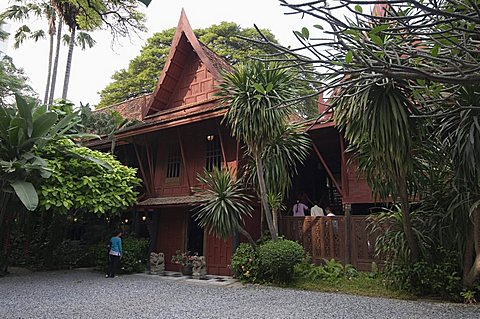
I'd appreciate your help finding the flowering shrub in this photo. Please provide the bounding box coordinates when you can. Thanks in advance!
[171,250,195,267]
[231,243,260,283]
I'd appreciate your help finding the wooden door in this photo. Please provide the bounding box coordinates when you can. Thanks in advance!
[157,208,185,271]
[205,233,232,276]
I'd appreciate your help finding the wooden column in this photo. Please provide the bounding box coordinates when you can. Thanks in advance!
[344,203,352,265]
[216,121,227,167]
[177,127,192,194]
[133,141,152,195]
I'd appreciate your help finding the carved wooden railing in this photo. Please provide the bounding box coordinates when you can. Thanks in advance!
[279,215,380,271]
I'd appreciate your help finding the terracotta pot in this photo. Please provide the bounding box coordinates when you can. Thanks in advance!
[180,265,193,276]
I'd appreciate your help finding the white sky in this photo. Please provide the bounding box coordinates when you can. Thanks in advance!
[0,0,323,107]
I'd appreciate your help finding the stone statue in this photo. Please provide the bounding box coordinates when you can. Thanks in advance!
[149,252,165,275]
[192,256,207,279]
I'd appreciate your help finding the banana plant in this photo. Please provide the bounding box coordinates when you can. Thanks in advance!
[0,94,87,214]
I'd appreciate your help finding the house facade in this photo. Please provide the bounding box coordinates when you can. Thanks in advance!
[90,10,378,275]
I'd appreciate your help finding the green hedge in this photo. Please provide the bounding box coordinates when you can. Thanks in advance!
[258,239,304,283]
[231,239,305,284]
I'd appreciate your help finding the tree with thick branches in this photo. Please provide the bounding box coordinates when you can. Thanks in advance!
[254,0,480,287]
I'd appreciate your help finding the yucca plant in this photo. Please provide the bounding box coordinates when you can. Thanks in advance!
[438,85,480,287]
[217,61,300,241]
[194,167,255,246]
[334,78,422,261]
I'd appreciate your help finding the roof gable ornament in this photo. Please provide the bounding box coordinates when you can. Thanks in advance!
[143,9,225,118]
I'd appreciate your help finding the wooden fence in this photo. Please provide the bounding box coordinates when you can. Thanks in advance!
[279,216,380,271]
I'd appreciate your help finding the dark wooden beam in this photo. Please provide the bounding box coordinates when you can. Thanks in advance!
[177,127,192,194]
[216,121,227,167]
[340,134,349,198]
[311,142,344,198]
[146,143,155,194]
[133,141,152,195]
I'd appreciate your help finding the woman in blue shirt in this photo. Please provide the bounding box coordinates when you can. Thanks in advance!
[106,231,123,278]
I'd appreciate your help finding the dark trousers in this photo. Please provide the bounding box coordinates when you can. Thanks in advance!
[107,255,120,277]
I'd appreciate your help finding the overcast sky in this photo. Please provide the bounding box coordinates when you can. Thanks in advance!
[0,0,322,107]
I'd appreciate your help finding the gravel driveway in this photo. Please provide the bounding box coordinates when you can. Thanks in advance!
[1,269,479,319]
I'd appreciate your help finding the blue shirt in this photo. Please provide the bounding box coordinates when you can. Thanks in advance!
[109,236,122,256]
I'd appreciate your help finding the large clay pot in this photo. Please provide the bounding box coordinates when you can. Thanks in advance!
[181,265,193,276]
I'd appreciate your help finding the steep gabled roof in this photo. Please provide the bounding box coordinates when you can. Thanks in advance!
[143,9,228,118]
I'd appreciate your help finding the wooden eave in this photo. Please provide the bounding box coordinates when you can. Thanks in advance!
[87,102,226,148]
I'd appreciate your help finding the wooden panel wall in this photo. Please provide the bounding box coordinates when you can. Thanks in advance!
[342,154,374,204]
[167,54,216,109]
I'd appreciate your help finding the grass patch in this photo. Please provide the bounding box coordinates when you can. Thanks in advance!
[287,273,416,300]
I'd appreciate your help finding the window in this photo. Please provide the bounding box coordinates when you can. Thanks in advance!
[205,135,222,172]
[166,144,181,178]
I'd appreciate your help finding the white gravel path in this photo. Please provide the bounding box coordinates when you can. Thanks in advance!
[1,269,479,319]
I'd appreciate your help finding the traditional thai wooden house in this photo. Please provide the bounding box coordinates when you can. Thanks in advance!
[90,10,380,274]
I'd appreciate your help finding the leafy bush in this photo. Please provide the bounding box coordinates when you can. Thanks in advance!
[293,254,315,277]
[94,237,148,274]
[383,256,463,300]
[258,239,304,283]
[52,240,95,268]
[230,243,260,283]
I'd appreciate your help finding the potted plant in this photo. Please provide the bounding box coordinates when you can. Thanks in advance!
[171,250,194,275]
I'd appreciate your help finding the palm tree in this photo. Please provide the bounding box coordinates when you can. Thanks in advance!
[61,30,96,99]
[194,168,256,246]
[1,0,57,105]
[334,78,422,262]
[217,61,299,241]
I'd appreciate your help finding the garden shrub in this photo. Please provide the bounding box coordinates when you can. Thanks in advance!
[52,240,95,268]
[383,257,463,300]
[94,237,148,274]
[258,239,304,283]
[230,243,260,283]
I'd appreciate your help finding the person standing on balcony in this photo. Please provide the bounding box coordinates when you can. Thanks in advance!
[311,203,325,217]
[292,199,308,217]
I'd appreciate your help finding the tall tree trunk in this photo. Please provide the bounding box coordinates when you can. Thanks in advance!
[464,207,480,287]
[62,27,75,100]
[398,177,419,262]
[254,151,278,241]
[43,16,56,105]
[48,20,62,106]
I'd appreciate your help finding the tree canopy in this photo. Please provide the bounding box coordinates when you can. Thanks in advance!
[0,56,37,106]
[97,21,319,117]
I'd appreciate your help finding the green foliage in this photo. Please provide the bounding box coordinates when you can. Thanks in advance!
[0,95,79,212]
[248,123,311,197]
[120,237,148,273]
[0,56,36,106]
[35,139,141,215]
[230,243,260,283]
[257,239,304,283]
[51,239,95,268]
[94,237,148,274]
[334,79,421,200]
[308,259,345,281]
[383,258,462,301]
[194,168,253,240]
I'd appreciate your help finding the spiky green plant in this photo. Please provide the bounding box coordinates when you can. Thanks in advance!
[194,167,255,245]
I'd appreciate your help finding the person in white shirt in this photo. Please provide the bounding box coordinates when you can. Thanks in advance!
[325,206,335,216]
[292,200,308,216]
[310,203,324,217]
